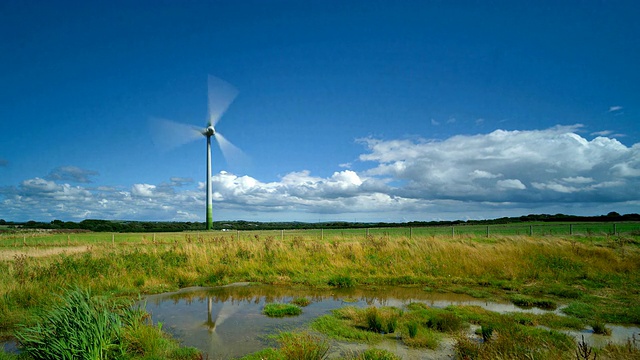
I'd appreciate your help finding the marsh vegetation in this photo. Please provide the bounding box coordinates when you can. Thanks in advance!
[1,226,639,358]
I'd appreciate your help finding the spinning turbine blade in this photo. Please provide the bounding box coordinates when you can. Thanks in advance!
[150,118,202,151]
[208,75,238,127]
[214,132,249,167]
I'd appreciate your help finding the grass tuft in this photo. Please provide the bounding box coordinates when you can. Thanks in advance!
[277,332,329,360]
[263,303,302,317]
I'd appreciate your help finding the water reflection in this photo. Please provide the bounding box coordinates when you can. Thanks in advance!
[141,284,639,359]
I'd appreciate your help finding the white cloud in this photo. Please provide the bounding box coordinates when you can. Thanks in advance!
[562,176,594,184]
[592,130,613,136]
[609,106,623,112]
[497,179,526,190]
[131,184,156,197]
[470,170,501,179]
[359,125,638,202]
[1,125,639,222]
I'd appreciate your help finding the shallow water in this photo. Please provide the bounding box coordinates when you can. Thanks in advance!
[142,283,638,359]
[3,284,636,358]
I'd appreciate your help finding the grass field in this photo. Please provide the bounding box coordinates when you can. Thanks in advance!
[1,223,639,359]
[2,221,638,247]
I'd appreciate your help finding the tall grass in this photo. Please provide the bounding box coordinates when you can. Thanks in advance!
[15,287,126,359]
[1,232,639,334]
[14,287,200,360]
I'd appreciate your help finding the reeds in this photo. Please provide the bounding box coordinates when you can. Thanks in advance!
[15,287,127,359]
[14,287,200,360]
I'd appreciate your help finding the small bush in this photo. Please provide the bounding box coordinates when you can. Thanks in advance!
[263,303,302,318]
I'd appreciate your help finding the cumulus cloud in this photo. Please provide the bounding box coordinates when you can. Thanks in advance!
[1,125,639,222]
[359,125,638,203]
[131,184,156,197]
[46,166,98,183]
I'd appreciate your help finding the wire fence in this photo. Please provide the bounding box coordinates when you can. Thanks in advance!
[1,222,638,247]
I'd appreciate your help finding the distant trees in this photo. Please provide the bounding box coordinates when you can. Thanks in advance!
[5,212,639,233]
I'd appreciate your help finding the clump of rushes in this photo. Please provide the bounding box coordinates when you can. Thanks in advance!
[263,303,302,317]
[365,307,384,333]
[510,294,557,310]
[15,287,201,360]
[406,321,418,338]
[291,297,311,307]
[355,348,401,360]
[591,320,611,335]
[426,311,463,332]
[277,332,329,360]
[15,287,127,359]
[327,274,355,288]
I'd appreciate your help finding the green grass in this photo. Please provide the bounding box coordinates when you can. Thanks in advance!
[311,314,381,343]
[291,297,311,307]
[14,287,200,360]
[1,227,639,357]
[509,294,558,310]
[263,303,302,317]
[354,348,402,360]
[276,332,329,360]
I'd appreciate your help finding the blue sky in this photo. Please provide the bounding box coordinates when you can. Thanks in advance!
[1,0,639,223]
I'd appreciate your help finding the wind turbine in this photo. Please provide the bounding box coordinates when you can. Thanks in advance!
[151,75,243,230]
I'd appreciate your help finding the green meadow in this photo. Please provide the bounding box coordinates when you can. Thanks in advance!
[1,223,639,359]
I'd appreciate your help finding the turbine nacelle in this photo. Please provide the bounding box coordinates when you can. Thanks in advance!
[203,126,215,137]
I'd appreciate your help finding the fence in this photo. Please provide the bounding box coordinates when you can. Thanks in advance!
[1,222,638,247]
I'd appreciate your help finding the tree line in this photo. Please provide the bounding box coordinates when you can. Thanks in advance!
[0,212,638,233]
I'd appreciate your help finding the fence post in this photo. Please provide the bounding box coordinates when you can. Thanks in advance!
[529,225,533,236]
[366,228,369,237]
[452,226,455,238]
[281,229,284,241]
[321,228,324,241]
[410,227,413,240]
[613,223,617,235]
[112,233,115,247]
[237,229,240,240]
[570,224,573,235]
[486,226,489,238]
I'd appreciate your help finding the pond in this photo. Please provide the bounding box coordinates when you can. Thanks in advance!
[140,283,640,359]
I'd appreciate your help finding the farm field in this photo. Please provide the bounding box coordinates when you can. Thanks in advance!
[1,223,639,359]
